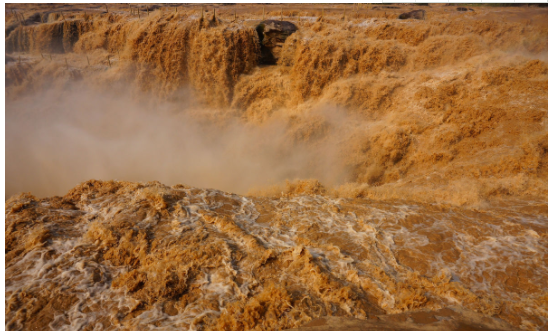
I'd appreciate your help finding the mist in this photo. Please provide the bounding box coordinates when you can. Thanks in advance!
[6,83,352,198]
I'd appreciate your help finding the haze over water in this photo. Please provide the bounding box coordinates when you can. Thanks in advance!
[5,3,547,331]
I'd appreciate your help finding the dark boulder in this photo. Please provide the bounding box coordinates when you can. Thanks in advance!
[457,7,475,12]
[372,6,400,10]
[256,20,298,65]
[142,4,161,11]
[398,9,426,20]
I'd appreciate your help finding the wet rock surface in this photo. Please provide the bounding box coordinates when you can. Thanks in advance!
[256,20,298,64]
[398,9,426,20]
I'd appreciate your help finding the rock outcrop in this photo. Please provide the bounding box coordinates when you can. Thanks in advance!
[256,20,298,64]
[398,9,426,20]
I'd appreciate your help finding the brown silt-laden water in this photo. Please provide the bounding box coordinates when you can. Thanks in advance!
[5,3,547,331]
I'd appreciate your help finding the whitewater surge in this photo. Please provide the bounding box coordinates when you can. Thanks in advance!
[5,181,546,330]
[5,4,547,205]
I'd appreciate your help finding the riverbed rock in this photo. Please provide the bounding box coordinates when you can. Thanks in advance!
[398,9,426,20]
[256,20,298,64]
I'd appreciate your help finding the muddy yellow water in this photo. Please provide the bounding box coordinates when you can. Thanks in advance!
[5,181,547,330]
[5,3,547,331]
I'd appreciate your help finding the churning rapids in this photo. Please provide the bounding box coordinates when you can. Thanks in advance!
[5,181,547,330]
[5,3,547,331]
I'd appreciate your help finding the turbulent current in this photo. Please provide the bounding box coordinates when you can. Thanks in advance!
[4,3,548,331]
[5,181,547,330]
